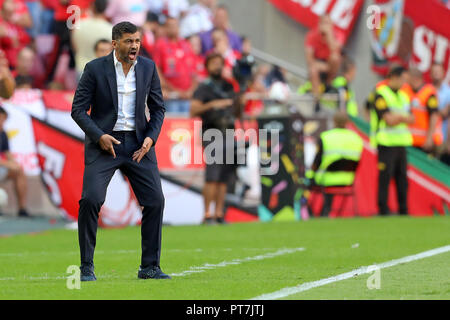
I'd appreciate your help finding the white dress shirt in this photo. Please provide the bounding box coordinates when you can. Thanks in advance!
[113,50,137,131]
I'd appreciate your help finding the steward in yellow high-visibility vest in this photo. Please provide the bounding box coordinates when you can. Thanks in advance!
[308,111,363,216]
[331,57,358,117]
[368,65,415,216]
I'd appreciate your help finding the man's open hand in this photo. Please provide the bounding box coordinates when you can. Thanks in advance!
[99,134,121,158]
[133,137,153,163]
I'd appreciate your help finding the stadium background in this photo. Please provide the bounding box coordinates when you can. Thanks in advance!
[0,0,449,226]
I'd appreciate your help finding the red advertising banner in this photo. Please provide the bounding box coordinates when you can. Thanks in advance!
[268,0,364,43]
[32,118,85,220]
[370,0,450,81]
[31,118,142,227]
[41,90,74,112]
[155,117,205,170]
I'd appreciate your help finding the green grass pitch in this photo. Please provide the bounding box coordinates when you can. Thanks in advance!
[0,216,449,300]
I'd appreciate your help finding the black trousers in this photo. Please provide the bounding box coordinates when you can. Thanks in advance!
[320,194,333,217]
[78,131,165,269]
[377,146,408,215]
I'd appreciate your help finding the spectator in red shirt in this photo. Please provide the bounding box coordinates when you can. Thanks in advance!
[45,0,77,86]
[6,0,32,29]
[0,0,31,69]
[12,46,44,89]
[139,11,161,59]
[188,33,207,83]
[305,14,344,101]
[243,73,266,117]
[153,16,198,114]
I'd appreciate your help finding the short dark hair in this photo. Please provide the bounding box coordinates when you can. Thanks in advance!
[0,105,7,117]
[387,64,406,78]
[205,52,225,69]
[15,75,33,87]
[112,21,138,41]
[94,38,110,52]
[146,11,159,23]
[93,0,108,14]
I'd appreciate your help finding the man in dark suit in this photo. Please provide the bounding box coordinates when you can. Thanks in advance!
[71,21,169,281]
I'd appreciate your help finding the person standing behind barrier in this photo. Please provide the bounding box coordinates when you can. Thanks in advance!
[371,66,414,216]
[331,56,358,117]
[402,67,442,154]
[190,53,236,225]
[308,111,363,217]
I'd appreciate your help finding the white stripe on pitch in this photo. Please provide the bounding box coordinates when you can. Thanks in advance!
[250,244,450,300]
[171,247,305,277]
[0,247,305,281]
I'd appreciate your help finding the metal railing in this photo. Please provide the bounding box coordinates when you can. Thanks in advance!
[250,47,309,80]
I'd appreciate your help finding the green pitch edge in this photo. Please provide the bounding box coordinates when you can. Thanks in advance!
[351,116,450,188]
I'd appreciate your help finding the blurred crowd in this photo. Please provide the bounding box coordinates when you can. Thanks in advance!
[0,0,288,117]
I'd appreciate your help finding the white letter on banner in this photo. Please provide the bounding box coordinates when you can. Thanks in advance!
[331,0,357,29]
[37,142,65,205]
[433,34,449,65]
[311,0,333,16]
[294,0,313,8]
[413,26,434,72]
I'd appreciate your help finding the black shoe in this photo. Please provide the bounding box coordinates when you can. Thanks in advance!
[216,217,227,224]
[18,209,30,218]
[80,265,96,282]
[203,217,216,225]
[138,266,171,279]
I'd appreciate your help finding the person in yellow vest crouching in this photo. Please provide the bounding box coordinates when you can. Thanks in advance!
[402,67,442,154]
[307,111,363,217]
[370,65,415,216]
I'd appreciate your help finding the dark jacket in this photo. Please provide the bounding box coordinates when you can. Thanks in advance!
[71,51,165,165]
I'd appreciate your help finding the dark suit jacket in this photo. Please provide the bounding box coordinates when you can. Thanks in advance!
[71,51,165,165]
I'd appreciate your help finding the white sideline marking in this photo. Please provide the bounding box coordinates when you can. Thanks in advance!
[0,247,305,281]
[171,247,305,277]
[0,247,284,257]
[250,245,450,300]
